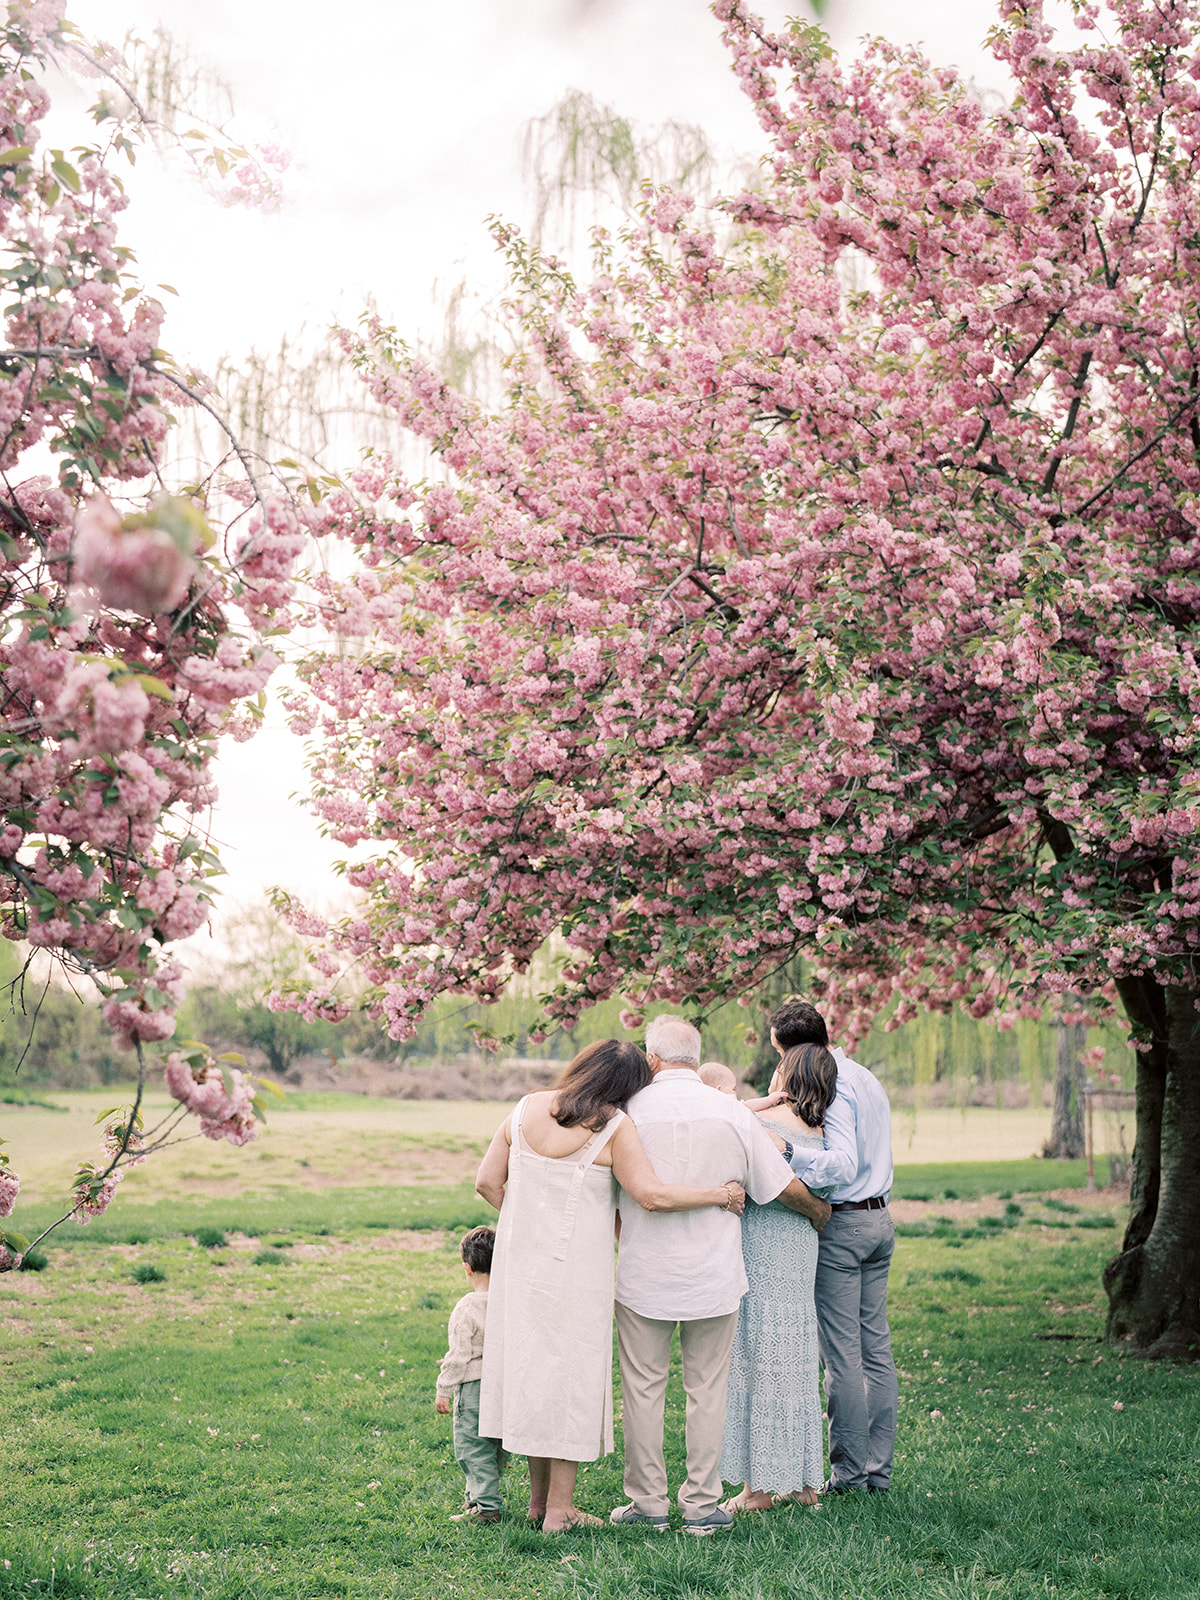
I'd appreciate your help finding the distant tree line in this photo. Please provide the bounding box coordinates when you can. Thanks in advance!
[2,906,1132,1108]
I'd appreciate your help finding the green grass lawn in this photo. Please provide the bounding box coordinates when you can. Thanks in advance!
[2,1175,1196,1600]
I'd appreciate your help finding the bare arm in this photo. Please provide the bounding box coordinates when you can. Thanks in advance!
[743,1090,786,1114]
[609,1119,745,1216]
[475,1116,512,1211]
[776,1175,832,1231]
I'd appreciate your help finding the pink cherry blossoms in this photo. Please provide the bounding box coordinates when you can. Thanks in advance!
[72,494,200,615]
[0,2,301,1048]
[0,4,301,1258]
[164,1051,260,1146]
[280,0,1200,1066]
[70,1160,124,1223]
[0,1158,19,1219]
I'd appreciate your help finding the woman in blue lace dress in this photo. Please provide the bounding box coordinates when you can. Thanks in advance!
[720,1043,838,1512]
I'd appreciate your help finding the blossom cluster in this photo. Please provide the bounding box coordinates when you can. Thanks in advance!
[0,4,300,1249]
[0,3,301,1050]
[70,1160,123,1223]
[164,1051,260,1146]
[213,141,291,215]
[0,1154,19,1219]
[275,0,1200,1047]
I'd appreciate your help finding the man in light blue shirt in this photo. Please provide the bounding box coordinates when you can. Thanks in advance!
[769,1000,898,1494]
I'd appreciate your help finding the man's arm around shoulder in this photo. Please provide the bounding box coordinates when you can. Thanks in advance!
[776,1175,832,1231]
[733,1098,832,1230]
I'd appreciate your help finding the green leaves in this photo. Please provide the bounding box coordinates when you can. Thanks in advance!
[49,150,80,192]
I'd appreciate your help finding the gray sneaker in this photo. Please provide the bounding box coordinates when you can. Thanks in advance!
[682,1507,735,1536]
[609,1503,669,1531]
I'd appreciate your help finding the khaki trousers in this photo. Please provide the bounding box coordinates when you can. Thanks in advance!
[615,1302,739,1520]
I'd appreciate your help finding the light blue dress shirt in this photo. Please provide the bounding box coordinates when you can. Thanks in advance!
[787,1046,894,1204]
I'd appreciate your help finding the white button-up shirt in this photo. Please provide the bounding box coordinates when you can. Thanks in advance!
[615,1068,796,1321]
[788,1047,894,1204]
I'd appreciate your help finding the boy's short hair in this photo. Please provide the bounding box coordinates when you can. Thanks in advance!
[460,1225,495,1275]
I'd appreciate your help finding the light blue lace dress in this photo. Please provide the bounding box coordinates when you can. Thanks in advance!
[720,1122,825,1494]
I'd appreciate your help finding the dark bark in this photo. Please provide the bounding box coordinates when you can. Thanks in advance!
[1104,981,1200,1357]
[748,953,807,1091]
[1111,974,1167,1254]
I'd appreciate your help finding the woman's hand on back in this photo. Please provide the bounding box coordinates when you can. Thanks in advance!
[723,1181,747,1217]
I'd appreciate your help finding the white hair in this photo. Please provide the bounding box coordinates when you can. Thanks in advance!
[645,1014,701,1068]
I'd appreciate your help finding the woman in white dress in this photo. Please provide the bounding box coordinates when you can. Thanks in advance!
[476,1039,745,1532]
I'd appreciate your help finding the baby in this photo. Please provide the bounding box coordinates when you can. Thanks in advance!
[700,1059,787,1113]
[699,1060,739,1095]
[434,1225,508,1524]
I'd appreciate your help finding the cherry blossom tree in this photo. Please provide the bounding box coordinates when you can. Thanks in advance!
[288,0,1200,1354]
[0,1,301,1261]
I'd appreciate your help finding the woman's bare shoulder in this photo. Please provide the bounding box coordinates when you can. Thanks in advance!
[522,1090,558,1117]
[754,1103,822,1135]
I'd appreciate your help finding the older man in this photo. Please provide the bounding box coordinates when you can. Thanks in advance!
[610,1014,831,1535]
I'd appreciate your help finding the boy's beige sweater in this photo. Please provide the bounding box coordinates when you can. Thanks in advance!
[435,1289,488,1398]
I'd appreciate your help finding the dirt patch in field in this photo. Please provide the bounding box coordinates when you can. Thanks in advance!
[215,1232,449,1259]
[149,1145,483,1200]
[889,1183,1128,1224]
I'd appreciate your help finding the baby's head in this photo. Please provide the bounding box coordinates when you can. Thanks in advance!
[699,1060,738,1096]
[460,1225,495,1284]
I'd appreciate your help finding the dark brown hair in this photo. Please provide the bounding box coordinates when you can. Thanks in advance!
[769,999,829,1050]
[552,1039,651,1131]
[460,1225,495,1275]
[777,1043,838,1130]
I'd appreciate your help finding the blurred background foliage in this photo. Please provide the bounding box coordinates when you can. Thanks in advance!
[1,905,1133,1112]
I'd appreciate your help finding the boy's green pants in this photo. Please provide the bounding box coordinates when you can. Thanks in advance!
[453,1380,508,1512]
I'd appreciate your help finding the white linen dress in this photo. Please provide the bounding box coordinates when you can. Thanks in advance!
[478,1094,622,1461]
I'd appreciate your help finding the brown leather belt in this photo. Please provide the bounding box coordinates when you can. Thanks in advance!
[830,1196,888,1212]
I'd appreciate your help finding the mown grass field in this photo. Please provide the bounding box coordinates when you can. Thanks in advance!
[3,1088,1124,1211]
[2,1155,1196,1600]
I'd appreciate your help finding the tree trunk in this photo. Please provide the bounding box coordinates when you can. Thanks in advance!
[1110,975,1166,1253]
[748,955,806,1091]
[1043,1018,1086,1159]
[1104,980,1200,1357]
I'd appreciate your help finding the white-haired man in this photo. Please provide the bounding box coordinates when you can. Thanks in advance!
[610,1014,832,1535]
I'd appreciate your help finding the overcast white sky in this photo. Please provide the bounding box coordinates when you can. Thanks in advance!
[56,0,1002,958]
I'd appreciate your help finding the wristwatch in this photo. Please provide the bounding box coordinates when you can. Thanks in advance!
[781,1138,794,1163]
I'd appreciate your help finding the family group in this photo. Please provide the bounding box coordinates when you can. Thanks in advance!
[434,1001,896,1534]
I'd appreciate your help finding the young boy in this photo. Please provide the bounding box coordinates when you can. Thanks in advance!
[435,1225,507,1524]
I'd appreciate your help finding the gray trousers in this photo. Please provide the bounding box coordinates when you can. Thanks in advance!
[814,1208,898,1490]
[452,1379,508,1511]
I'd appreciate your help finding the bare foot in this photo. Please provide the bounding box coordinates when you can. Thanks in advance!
[721,1487,773,1513]
[771,1487,820,1508]
[542,1508,603,1532]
